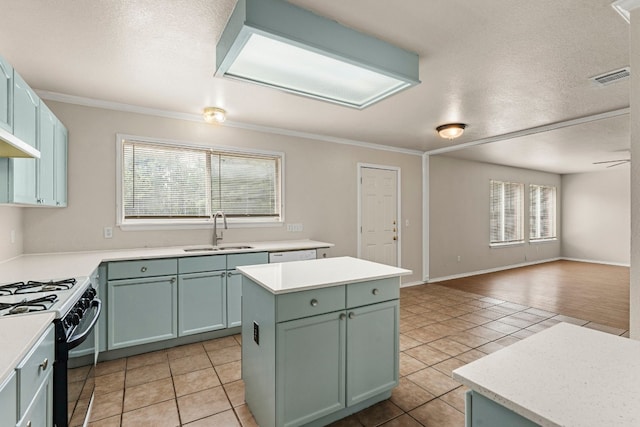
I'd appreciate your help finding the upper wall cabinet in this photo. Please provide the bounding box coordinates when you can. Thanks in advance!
[0,55,68,207]
[0,55,12,133]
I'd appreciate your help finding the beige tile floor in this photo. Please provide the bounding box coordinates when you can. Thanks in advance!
[83,284,629,427]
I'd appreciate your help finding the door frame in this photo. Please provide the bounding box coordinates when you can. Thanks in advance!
[357,163,402,267]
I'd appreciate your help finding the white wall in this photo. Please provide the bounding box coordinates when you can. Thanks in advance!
[19,101,424,284]
[562,168,630,265]
[429,155,561,280]
[0,206,23,261]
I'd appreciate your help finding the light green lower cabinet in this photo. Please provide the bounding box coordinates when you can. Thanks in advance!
[276,311,346,427]
[108,275,178,349]
[17,373,52,427]
[178,271,226,336]
[243,277,400,427]
[346,300,399,406]
[0,372,17,427]
[465,391,539,427]
[226,271,243,328]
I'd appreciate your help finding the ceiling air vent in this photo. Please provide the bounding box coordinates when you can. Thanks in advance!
[590,67,630,86]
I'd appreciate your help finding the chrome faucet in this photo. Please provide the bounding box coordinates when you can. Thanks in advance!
[212,211,228,247]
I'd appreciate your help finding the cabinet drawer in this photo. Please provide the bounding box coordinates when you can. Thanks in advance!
[276,286,345,323]
[108,258,177,280]
[178,255,226,274]
[346,278,399,308]
[227,252,268,270]
[16,324,54,419]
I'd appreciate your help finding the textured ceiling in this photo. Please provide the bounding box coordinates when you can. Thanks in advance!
[0,0,631,173]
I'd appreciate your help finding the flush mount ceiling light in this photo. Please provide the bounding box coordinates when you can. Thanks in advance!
[215,0,420,109]
[203,107,226,124]
[436,123,467,140]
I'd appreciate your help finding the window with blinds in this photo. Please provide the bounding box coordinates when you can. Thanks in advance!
[122,139,281,222]
[490,180,524,245]
[530,184,556,241]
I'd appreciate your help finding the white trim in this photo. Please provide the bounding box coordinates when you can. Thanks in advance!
[356,163,402,267]
[37,90,423,157]
[425,108,630,156]
[114,133,286,228]
[560,257,630,267]
[422,153,430,282]
[400,281,424,288]
[611,0,640,23]
[427,257,562,283]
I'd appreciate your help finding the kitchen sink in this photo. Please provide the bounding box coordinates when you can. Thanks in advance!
[183,245,253,252]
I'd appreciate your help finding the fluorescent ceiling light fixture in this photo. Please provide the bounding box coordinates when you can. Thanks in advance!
[611,0,640,23]
[216,0,420,109]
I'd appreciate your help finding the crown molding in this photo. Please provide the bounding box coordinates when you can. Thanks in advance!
[611,0,640,23]
[36,90,423,157]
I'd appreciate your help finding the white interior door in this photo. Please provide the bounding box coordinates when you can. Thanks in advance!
[360,166,398,266]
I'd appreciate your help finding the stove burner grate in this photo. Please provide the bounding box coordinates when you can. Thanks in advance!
[0,278,77,295]
[1,294,59,315]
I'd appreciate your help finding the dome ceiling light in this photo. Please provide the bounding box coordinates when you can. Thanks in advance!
[215,0,420,109]
[203,107,226,124]
[436,123,467,140]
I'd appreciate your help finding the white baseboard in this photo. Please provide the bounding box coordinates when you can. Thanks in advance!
[560,257,630,267]
[427,257,562,283]
[400,281,425,288]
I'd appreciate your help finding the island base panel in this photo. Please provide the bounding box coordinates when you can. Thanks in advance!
[466,391,540,427]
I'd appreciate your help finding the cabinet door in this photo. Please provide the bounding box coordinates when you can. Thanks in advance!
[53,119,68,206]
[37,102,56,205]
[11,72,38,204]
[178,271,226,336]
[0,54,12,133]
[276,311,346,427]
[346,300,399,406]
[17,371,52,427]
[226,270,242,327]
[108,275,178,349]
[0,371,16,427]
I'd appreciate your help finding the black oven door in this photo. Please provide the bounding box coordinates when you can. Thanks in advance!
[55,299,101,427]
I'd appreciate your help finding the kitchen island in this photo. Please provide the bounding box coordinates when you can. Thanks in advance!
[238,256,411,427]
[453,322,640,427]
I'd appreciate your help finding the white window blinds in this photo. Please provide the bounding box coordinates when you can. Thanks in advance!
[490,180,524,245]
[530,184,556,241]
[123,140,281,221]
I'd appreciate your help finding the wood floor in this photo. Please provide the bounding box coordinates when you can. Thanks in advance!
[437,260,629,330]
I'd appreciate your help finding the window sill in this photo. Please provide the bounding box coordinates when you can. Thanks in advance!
[118,219,283,231]
[490,241,525,248]
[530,238,558,244]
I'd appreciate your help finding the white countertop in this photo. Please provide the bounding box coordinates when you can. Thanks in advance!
[237,256,412,294]
[0,312,55,385]
[453,322,640,427]
[0,239,333,283]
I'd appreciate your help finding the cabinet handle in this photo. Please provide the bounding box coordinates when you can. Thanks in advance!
[27,421,31,427]
[310,299,318,307]
[372,288,380,295]
[348,312,355,319]
[339,313,346,321]
[141,266,147,272]
[40,358,48,371]
[170,277,176,284]
[227,272,232,278]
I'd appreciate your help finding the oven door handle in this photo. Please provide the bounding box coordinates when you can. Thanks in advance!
[67,299,102,350]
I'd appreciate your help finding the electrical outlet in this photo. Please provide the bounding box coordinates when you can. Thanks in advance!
[103,227,113,239]
[457,255,461,262]
[10,230,15,244]
[405,219,410,227]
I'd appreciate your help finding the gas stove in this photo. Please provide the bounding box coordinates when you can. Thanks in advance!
[0,276,91,319]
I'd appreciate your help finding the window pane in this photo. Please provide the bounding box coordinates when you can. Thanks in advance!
[530,184,556,240]
[123,142,208,218]
[490,180,524,244]
[212,154,279,216]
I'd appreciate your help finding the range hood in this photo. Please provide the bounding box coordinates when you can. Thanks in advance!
[0,127,40,158]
